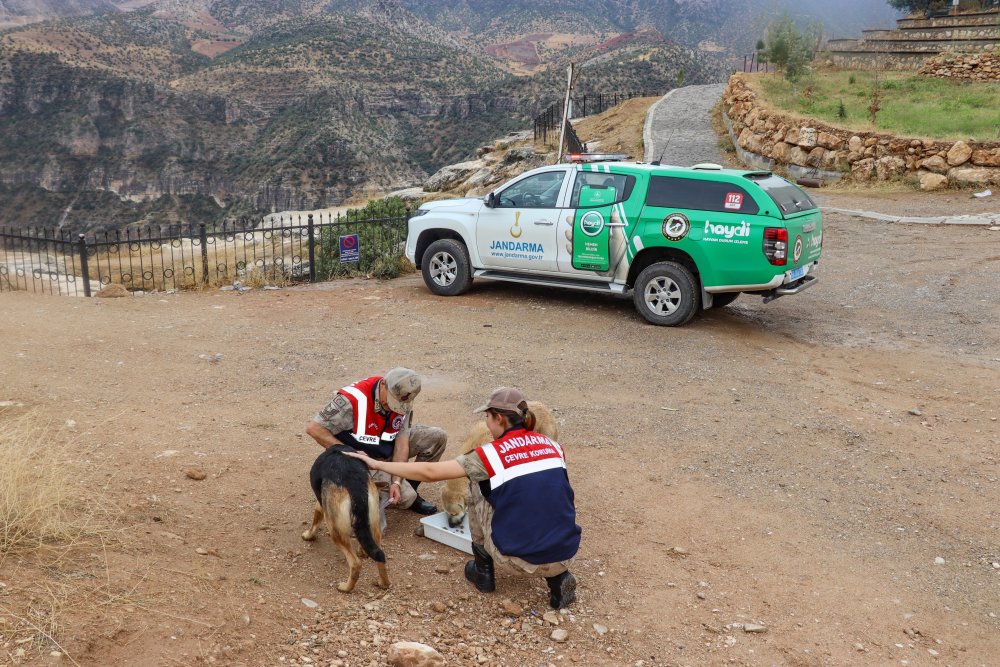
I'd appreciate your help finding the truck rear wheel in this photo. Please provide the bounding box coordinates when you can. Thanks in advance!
[422,239,473,296]
[633,261,700,326]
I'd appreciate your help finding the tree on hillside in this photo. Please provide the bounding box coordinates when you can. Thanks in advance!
[761,16,822,81]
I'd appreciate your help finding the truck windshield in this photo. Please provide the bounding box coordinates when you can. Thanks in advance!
[745,174,817,215]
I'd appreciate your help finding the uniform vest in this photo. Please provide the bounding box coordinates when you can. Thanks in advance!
[475,428,581,564]
[336,376,405,460]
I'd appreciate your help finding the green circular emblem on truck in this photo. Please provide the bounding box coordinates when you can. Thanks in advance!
[662,213,690,241]
[580,211,605,237]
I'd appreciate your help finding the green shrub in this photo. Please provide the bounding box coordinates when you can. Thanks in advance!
[371,255,415,280]
[314,197,410,279]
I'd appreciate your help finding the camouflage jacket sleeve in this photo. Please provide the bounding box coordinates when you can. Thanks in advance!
[313,393,355,435]
[457,451,488,483]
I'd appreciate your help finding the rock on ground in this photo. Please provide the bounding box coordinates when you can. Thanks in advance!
[387,642,446,667]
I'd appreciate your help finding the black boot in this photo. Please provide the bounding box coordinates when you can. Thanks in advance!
[406,481,438,515]
[464,543,496,593]
[408,495,438,515]
[545,571,577,609]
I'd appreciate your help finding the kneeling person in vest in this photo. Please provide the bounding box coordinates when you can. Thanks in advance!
[344,387,581,609]
[305,367,446,526]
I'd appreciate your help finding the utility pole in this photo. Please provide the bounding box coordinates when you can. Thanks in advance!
[556,63,577,164]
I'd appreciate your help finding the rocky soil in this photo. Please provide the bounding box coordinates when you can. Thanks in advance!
[1,194,999,666]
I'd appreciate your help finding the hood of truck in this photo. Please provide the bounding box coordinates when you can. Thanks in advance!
[417,197,484,213]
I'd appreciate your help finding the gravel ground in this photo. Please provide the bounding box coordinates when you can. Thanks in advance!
[0,211,998,667]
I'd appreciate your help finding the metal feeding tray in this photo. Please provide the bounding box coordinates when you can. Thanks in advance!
[419,511,473,555]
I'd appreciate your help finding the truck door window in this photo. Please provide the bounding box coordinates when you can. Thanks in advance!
[570,173,636,208]
[646,176,759,215]
[497,172,566,209]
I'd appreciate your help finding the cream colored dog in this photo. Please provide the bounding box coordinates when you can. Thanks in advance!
[442,401,560,527]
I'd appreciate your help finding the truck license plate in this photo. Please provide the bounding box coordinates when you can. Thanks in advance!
[789,265,807,282]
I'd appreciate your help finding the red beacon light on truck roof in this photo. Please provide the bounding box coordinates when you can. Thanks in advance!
[566,153,631,163]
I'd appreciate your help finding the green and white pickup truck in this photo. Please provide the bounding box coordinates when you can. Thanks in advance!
[405,157,822,326]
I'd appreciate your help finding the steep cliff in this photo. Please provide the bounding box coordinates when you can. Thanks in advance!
[0,0,896,232]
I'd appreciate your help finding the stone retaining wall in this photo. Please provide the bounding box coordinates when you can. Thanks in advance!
[826,8,1000,71]
[723,73,1000,189]
[824,52,932,70]
[919,51,1000,80]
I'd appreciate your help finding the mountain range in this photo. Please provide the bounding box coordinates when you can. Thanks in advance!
[0,0,902,231]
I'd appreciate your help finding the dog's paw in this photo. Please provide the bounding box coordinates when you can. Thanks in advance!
[336,581,355,593]
[375,578,390,590]
[301,530,316,541]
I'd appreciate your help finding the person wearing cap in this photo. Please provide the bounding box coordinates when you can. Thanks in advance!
[344,387,581,609]
[305,367,446,520]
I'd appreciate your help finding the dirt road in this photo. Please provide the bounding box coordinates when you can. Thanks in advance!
[1,210,998,667]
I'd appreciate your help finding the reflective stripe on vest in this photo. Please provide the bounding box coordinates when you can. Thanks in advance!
[340,385,399,447]
[479,432,567,491]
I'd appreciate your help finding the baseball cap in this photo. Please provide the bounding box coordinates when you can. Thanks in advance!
[474,387,527,414]
[384,367,421,414]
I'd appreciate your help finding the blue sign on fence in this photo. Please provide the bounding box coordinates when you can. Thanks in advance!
[339,234,360,263]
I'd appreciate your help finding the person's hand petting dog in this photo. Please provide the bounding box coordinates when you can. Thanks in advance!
[344,450,380,469]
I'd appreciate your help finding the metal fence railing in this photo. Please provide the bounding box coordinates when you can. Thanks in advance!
[0,211,410,297]
[532,91,647,146]
[739,54,771,73]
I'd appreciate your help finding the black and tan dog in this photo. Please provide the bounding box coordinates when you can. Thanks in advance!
[301,446,390,593]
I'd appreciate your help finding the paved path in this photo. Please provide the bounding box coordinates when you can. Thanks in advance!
[822,207,999,226]
[643,83,727,166]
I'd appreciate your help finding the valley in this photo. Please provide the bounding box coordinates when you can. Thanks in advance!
[0,0,899,231]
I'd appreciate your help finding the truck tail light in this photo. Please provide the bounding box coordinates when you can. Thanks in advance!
[763,227,788,266]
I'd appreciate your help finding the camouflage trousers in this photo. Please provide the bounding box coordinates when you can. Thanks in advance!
[468,480,574,578]
[371,424,447,532]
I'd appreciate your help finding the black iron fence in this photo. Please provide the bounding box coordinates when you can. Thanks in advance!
[738,54,771,74]
[532,91,646,146]
[0,211,410,297]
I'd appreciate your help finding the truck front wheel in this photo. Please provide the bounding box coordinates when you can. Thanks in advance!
[422,239,473,296]
[633,262,700,326]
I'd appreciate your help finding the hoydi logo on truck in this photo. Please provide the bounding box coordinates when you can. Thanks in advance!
[580,211,605,237]
[703,220,750,242]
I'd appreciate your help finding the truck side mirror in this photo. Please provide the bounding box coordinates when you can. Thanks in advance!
[485,192,497,208]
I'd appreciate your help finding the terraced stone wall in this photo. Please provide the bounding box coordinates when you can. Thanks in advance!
[920,52,1000,80]
[826,9,1000,71]
[722,74,1000,189]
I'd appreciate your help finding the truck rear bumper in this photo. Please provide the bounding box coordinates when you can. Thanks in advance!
[762,274,818,303]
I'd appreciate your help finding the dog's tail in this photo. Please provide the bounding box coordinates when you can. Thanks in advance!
[348,483,386,564]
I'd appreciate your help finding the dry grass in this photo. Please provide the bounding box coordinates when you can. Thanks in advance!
[2,232,306,294]
[4,222,404,295]
[0,410,126,662]
[574,96,659,161]
[0,412,114,566]
[90,232,304,291]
